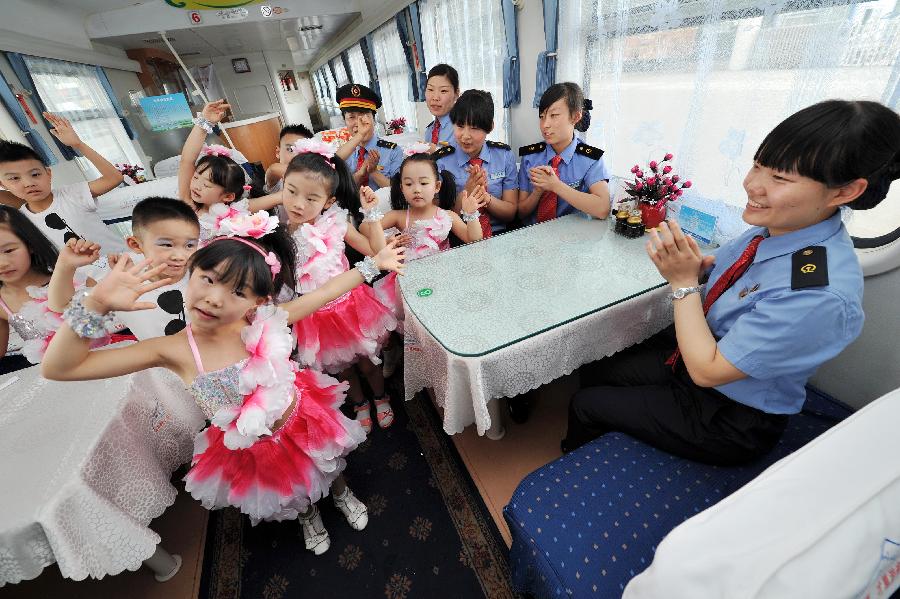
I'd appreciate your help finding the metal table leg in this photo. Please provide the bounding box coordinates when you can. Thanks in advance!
[143,544,182,582]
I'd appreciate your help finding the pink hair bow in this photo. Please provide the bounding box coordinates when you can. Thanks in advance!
[292,139,337,168]
[403,142,431,157]
[203,144,234,158]
[264,252,281,277]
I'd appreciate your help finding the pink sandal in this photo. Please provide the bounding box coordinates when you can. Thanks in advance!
[354,402,372,434]
[373,396,394,429]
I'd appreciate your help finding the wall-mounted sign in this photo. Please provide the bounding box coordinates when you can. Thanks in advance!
[138,93,193,132]
[164,0,262,9]
[216,7,249,21]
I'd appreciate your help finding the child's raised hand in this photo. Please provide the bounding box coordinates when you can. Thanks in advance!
[359,185,379,211]
[86,256,171,314]
[44,113,82,148]
[460,187,488,214]
[59,238,100,268]
[373,238,406,275]
[201,100,230,124]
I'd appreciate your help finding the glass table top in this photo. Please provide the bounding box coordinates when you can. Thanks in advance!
[398,215,667,357]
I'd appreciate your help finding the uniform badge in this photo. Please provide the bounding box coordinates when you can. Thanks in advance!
[738,283,760,299]
[791,246,828,289]
[351,85,361,97]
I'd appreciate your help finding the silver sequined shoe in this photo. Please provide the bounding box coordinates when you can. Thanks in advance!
[333,487,369,531]
[298,504,330,555]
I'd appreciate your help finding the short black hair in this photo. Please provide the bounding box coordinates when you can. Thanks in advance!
[279,124,313,141]
[538,82,592,132]
[0,141,45,167]
[188,224,296,299]
[755,100,900,210]
[0,205,58,280]
[131,196,200,235]
[427,64,460,93]
[449,89,494,132]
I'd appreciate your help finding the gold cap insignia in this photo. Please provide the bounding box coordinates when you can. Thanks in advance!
[351,85,360,97]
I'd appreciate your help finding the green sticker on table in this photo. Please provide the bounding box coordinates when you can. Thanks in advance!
[417,288,433,297]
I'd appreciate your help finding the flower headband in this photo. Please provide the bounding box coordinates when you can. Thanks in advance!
[202,144,234,158]
[210,236,282,280]
[403,142,431,157]
[292,139,337,168]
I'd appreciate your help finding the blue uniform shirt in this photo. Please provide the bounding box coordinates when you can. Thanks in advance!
[707,210,864,414]
[435,141,518,234]
[424,113,455,147]
[518,136,610,225]
[355,135,403,192]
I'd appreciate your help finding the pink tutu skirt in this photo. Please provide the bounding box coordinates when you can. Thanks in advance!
[184,369,365,524]
[373,271,405,332]
[293,284,397,374]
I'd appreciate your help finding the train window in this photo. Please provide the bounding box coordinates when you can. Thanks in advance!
[346,44,370,88]
[419,0,511,142]
[370,19,418,130]
[556,0,900,223]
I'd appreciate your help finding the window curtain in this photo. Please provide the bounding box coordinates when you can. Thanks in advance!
[331,58,349,88]
[361,34,382,96]
[0,69,57,165]
[8,53,143,174]
[94,66,136,140]
[501,0,521,107]
[371,19,418,127]
[6,52,77,160]
[419,0,511,141]
[556,0,900,239]
[340,51,354,85]
[346,43,370,87]
[533,0,559,107]
[395,7,426,102]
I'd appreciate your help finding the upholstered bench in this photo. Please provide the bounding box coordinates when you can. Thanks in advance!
[503,389,852,598]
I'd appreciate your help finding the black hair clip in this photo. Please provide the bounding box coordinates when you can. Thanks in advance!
[44,213,81,243]
[158,289,187,336]
[583,99,593,111]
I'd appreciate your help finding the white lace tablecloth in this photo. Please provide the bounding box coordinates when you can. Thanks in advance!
[400,216,674,435]
[0,365,204,586]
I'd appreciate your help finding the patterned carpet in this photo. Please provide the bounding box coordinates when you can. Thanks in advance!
[198,387,515,599]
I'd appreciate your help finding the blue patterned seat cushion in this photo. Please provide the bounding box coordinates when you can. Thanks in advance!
[504,389,852,598]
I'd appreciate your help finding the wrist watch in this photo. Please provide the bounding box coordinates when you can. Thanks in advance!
[671,285,703,300]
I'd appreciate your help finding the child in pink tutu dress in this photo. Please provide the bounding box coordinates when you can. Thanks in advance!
[41,216,406,555]
[280,140,401,433]
[362,150,488,326]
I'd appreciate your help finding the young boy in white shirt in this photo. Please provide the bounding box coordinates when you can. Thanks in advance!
[0,113,125,254]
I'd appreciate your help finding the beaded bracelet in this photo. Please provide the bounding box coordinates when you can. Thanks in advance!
[360,206,385,223]
[193,114,215,134]
[63,291,116,339]
[460,210,481,223]
[355,256,380,284]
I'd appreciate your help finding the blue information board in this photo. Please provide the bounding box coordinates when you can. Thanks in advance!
[678,205,718,245]
[139,93,193,132]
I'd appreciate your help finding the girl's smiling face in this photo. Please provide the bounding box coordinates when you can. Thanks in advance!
[282,170,335,226]
[401,161,441,209]
[0,226,34,284]
[185,264,264,330]
[190,166,235,206]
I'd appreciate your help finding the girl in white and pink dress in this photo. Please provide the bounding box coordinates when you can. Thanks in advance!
[280,140,400,433]
[362,149,488,325]
[41,217,406,555]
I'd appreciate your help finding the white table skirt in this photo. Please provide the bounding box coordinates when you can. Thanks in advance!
[0,365,204,586]
[402,285,673,435]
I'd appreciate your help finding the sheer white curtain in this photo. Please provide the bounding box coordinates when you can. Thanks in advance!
[419,0,511,142]
[333,59,350,87]
[22,55,143,177]
[346,44,370,86]
[371,19,418,128]
[322,66,340,116]
[557,0,900,238]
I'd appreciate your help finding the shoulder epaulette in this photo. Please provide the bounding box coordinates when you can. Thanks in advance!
[575,142,604,160]
[376,139,397,150]
[519,142,546,157]
[431,145,455,160]
[486,140,511,151]
[791,246,829,290]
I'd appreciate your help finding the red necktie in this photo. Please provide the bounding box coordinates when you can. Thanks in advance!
[468,157,491,239]
[356,147,369,187]
[666,234,766,369]
[536,154,563,223]
[431,118,440,144]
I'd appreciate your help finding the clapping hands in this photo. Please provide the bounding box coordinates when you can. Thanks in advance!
[460,186,489,215]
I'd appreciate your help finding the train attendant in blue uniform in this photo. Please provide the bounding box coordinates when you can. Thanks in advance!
[433,90,518,238]
[423,64,460,150]
[517,82,611,224]
[334,83,404,192]
[563,100,900,465]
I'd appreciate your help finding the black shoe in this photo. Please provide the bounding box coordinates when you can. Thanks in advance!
[507,394,532,424]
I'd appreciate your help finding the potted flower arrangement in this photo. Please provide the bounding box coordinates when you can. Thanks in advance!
[387,116,406,135]
[115,163,146,186]
[624,153,692,229]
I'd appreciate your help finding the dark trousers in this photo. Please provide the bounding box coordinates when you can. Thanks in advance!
[564,329,788,466]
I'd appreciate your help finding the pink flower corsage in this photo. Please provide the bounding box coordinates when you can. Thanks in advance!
[202,144,234,159]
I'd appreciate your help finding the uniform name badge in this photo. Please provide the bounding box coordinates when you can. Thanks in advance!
[489,171,506,180]
[568,179,583,189]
